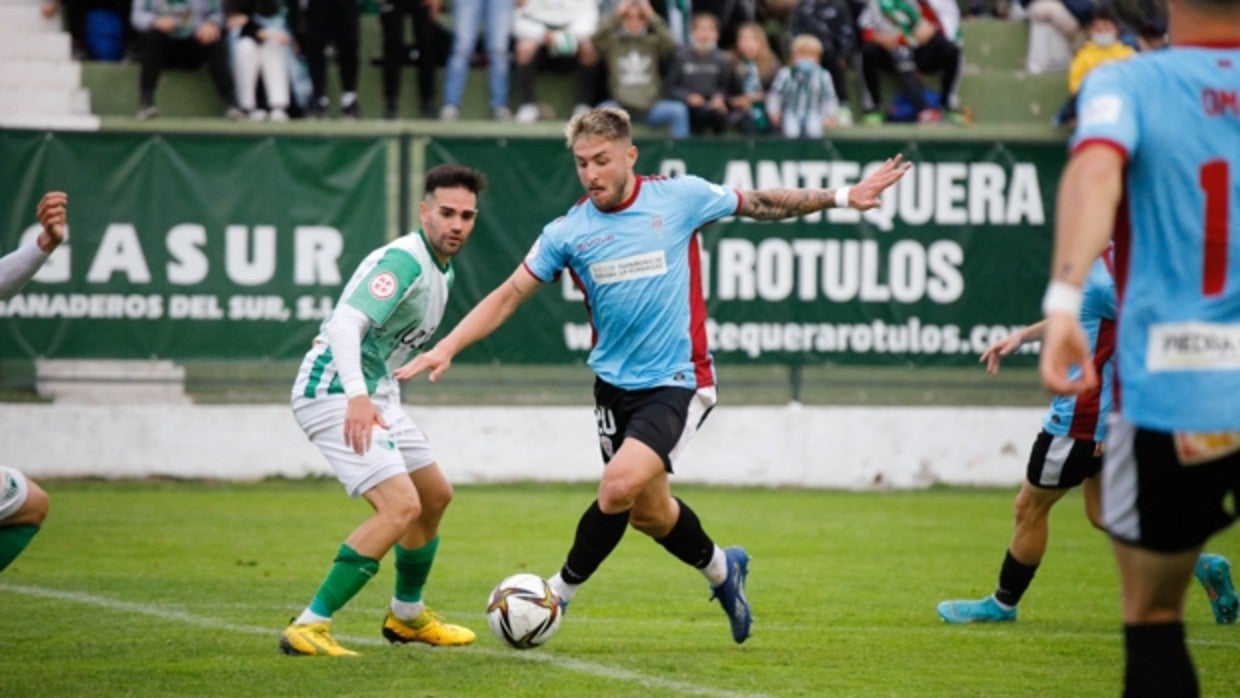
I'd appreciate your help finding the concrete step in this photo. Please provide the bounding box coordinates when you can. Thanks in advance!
[960,18,1031,72]
[0,5,62,35]
[0,112,101,130]
[0,59,81,90]
[0,86,92,115]
[0,33,71,61]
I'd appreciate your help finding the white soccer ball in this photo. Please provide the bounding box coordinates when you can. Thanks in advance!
[486,573,563,649]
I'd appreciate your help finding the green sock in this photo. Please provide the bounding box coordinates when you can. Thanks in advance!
[394,535,440,603]
[308,544,380,617]
[0,524,39,573]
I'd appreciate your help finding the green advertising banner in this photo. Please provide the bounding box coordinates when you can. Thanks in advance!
[427,137,1066,367]
[0,130,388,360]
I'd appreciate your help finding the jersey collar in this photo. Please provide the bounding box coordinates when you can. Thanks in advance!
[416,229,452,273]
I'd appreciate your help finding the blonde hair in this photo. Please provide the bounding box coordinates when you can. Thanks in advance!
[789,33,824,60]
[734,22,779,84]
[564,106,632,148]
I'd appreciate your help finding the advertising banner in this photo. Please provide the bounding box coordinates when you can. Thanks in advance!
[0,130,388,360]
[428,137,1066,366]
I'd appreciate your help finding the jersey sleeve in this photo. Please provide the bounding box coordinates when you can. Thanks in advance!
[522,218,573,284]
[344,248,422,326]
[1070,61,1138,158]
[677,175,741,230]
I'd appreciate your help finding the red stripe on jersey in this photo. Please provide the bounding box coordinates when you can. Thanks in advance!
[687,234,715,389]
[598,176,644,213]
[1071,138,1129,162]
[521,260,553,284]
[1068,316,1115,440]
[1111,183,1132,413]
[567,266,597,349]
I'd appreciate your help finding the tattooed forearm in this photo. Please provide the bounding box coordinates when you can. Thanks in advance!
[739,188,836,220]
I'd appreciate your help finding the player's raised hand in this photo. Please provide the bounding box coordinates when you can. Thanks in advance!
[1039,312,1097,395]
[394,346,453,383]
[980,332,1025,375]
[36,191,67,246]
[848,154,911,210]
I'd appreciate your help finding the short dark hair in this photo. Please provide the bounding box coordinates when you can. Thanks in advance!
[424,164,487,198]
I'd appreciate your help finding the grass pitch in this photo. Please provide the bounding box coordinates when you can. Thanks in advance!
[1,479,1237,697]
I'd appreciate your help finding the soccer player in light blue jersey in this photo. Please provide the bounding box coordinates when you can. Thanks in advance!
[0,192,65,574]
[1040,0,1240,692]
[397,106,910,644]
[280,165,485,657]
[938,250,1235,627]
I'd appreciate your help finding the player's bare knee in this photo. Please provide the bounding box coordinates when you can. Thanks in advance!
[597,482,637,514]
[380,498,422,530]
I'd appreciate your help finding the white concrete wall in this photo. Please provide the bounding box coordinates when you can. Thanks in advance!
[0,403,1044,489]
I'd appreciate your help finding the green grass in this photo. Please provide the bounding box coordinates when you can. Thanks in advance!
[2,480,1238,696]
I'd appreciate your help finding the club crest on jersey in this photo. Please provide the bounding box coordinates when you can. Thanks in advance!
[651,214,663,235]
[369,271,398,300]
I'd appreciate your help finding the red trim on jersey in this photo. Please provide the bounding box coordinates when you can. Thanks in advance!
[567,267,598,349]
[1068,316,1115,440]
[597,176,645,213]
[1071,137,1129,161]
[731,188,743,216]
[686,234,715,389]
[521,260,552,284]
[1110,184,1132,413]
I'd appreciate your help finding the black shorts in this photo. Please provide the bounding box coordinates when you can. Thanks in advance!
[1103,415,1240,553]
[593,378,714,472]
[1027,429,1102,489]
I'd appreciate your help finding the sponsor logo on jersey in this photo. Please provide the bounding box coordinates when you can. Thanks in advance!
[1080,94,1123,127]
[1147,322,1240,371]
[589,250,668,285]
[369,271,398,300]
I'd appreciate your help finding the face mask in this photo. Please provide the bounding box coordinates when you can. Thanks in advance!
[1092,31,1117,47]
[795,58,818,71]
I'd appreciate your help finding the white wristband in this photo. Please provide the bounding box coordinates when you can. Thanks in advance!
[1041,281,1083,317]
[834,186,851,209]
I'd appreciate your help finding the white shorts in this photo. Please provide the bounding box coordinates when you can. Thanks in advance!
[292,394,437,498]
[513,11,597,44]
[0,466,30,520]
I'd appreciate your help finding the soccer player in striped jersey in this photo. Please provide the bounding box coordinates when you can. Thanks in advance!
[937,250,1235,626]
[0,191,66,574]
[396,107,910,644]
[1040,0,1240,692]
[280,165,486,657]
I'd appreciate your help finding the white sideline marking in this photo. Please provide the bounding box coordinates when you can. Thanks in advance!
[0,583,766,698]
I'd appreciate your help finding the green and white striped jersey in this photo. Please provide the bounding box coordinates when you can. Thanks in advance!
[293,231,453,401]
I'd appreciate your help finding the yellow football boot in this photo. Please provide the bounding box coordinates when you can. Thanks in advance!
[382,607,476,646]
[279,620,359,657]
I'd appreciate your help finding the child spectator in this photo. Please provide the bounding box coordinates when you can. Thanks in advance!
[228,0,292,121]
[131,0,240,119]
[1055,7,1134,126]
[592,0,690,138]
[512,0,601,123]
[786,0,863,126]
[767,33,839,138]
[665,12,733,135]
[857,0,964,124]
[728,21,780,134]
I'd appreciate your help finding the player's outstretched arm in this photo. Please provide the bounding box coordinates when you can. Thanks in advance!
[737,154,910,220]
[0,191,68,301]
[395,265,544,383]
[980,320,1046,375]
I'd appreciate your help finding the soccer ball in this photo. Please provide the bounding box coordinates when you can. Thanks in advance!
[486,573,563,649]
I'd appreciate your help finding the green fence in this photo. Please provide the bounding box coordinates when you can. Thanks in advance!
[1,129,1067,366]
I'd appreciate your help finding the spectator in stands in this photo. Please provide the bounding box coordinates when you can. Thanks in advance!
[301,0,361,118]
[131,0,240,119]
[592,0,690,139]
[512,0,601,124]
[767,33,839,137]
[1054,7,1133,126]
[665,12,733,135]
[692,0,755,49]
[646,0,690,45]
[378,0,447,119]
[1135,17,1167,51]
[786,0,862,126]
[727,21,779,134]
[856,0,964,125]
[1025,0,1095,74]
[227,0,292,121]
[440,0,514,120]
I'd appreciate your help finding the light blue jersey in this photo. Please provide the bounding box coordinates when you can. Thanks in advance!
[1071,45,1240,432]
[523,175,741,390]
[1043,253,1116,441]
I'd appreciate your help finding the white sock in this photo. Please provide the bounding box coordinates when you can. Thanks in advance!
[702,546,728,587]
[547,572,579,604]
[294,608,330,625]
[389,598,425,621]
